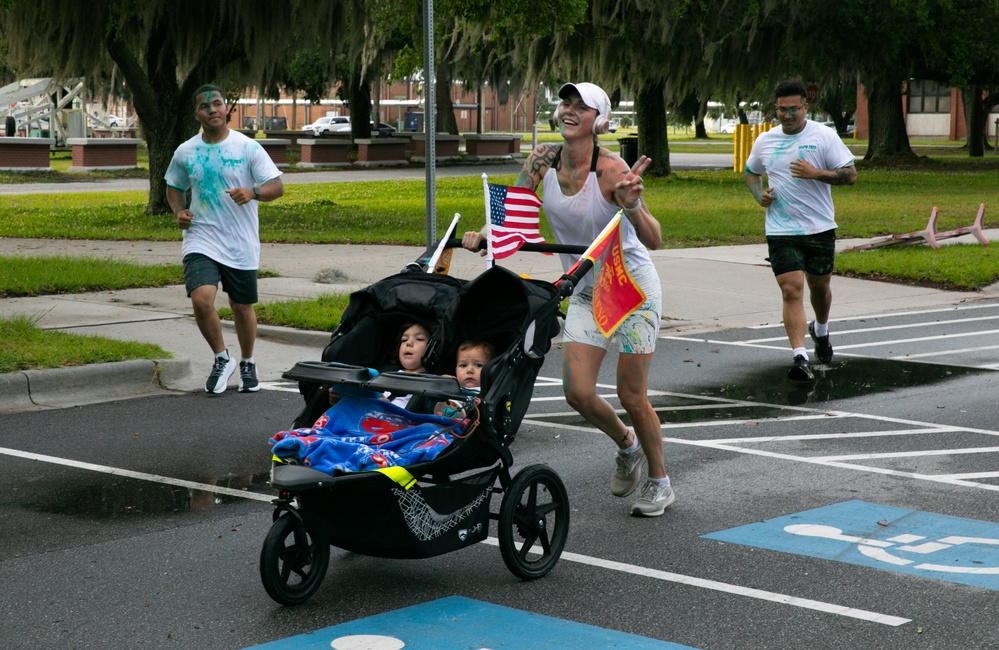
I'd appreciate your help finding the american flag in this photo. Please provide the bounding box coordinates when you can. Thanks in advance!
[486,183,546,259]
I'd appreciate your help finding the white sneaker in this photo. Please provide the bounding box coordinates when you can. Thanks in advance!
[630,479,676,517]
[610,446,647,497]
[205,355,237,394]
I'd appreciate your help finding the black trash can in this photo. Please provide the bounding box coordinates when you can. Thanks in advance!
[4,116,15,137]
[618,136,638,167]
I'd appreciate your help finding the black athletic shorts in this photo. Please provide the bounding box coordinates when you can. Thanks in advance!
[183,253,258,304]
[766,229,836,276]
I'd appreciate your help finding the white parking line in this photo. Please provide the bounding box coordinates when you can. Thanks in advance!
[0,446,275,503]
[813,446,999,462]
[747,304,999,330]
[896,344,999,360]
[746,315,999,343]
[831,328,999,350]
[479,538,910,626]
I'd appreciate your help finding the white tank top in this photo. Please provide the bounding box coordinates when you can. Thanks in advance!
[541,147,653,294]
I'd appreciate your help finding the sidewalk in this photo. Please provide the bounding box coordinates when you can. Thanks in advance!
[2,159,996,411]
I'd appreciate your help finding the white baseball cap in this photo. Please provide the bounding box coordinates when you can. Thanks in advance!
[557,82,611,119]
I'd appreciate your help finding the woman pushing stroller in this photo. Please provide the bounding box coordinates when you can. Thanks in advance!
[463,81,673,517]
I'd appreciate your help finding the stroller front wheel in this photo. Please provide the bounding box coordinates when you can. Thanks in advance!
[498,464,569,580]
[260,511,330,605]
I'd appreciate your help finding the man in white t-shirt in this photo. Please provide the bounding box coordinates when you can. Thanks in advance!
[165,84,284,394]
[745,80,857,381]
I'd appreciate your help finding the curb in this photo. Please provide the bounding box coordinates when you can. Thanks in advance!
[2,360,169,413]
[251,323,332,348]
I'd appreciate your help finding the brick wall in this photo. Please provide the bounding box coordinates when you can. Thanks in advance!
[0,142,51,168]
[71,143,138,167]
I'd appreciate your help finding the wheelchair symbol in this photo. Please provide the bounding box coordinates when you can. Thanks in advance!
[785,523,999,574]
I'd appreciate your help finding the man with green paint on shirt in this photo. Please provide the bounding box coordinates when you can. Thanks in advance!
[165,84,284,394]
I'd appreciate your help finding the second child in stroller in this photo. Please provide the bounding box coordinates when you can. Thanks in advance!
[435,339,495,418]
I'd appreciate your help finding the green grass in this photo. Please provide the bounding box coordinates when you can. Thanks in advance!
[0,255,185,297]
[0,314,171,372]
[217,292,352,331]
[837,244,999,291]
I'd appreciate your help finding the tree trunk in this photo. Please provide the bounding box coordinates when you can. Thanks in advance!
[348,71,372,139]
[145,114,194,216]
[864,80,915,162]
[636,80,670,177]
[694,99,708,139]
[963,85,986,157]
[435,62,458,135]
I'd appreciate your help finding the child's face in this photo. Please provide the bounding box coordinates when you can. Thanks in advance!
[398,324,430,372]
[455,346,491,388]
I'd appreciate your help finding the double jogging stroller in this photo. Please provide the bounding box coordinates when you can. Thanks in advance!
[259,241,592,606]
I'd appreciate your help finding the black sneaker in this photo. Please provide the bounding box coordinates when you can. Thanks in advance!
[787,354,815,381]
[238,361,260,393]
[809,321,834,364]
[206,355,237,394]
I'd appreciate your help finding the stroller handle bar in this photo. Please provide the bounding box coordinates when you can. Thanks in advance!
[440,238,591,299]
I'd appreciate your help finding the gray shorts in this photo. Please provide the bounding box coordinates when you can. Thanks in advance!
[183,253,258,304]
[562,264,662,354]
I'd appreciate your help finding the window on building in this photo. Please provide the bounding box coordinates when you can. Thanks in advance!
[908,80,951,114]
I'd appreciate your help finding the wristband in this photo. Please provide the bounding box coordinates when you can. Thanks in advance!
[622,197,643,216]
[253,187,261,201]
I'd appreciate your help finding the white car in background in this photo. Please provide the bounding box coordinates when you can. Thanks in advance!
[301,116,348,136]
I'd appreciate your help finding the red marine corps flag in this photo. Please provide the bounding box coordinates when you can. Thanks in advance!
[578,213,646,337]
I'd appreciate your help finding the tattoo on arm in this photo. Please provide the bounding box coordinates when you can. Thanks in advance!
[519,144,560,190]
[830,166,856,186]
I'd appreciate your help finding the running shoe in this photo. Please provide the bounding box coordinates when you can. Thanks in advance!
[239,361,260,393]
[630,479,676,517]
[787,354,815,381]
[610,444,647,497]
[206,355,237,394]
[809,321,834,364]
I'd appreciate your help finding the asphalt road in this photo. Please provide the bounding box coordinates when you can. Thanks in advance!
[1,305,998,650]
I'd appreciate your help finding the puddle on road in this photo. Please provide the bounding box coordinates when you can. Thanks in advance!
[20,471,272,519]
[692,357,984,406]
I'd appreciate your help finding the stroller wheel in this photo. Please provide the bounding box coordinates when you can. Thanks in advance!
[260,511,330,605]
[498,464,569,580]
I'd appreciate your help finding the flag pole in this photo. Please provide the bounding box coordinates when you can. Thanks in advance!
[425,213,460,273]
[482,173,495,268]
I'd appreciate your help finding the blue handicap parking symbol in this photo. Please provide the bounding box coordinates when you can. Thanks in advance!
[247,595,694,649]
[703,500,999,591]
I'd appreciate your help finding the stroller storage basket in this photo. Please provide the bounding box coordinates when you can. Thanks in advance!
[278,464,499,559]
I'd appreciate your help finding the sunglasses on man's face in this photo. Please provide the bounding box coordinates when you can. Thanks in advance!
[775,104,806,115]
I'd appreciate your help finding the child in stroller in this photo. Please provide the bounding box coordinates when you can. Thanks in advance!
[328,320,436,411]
